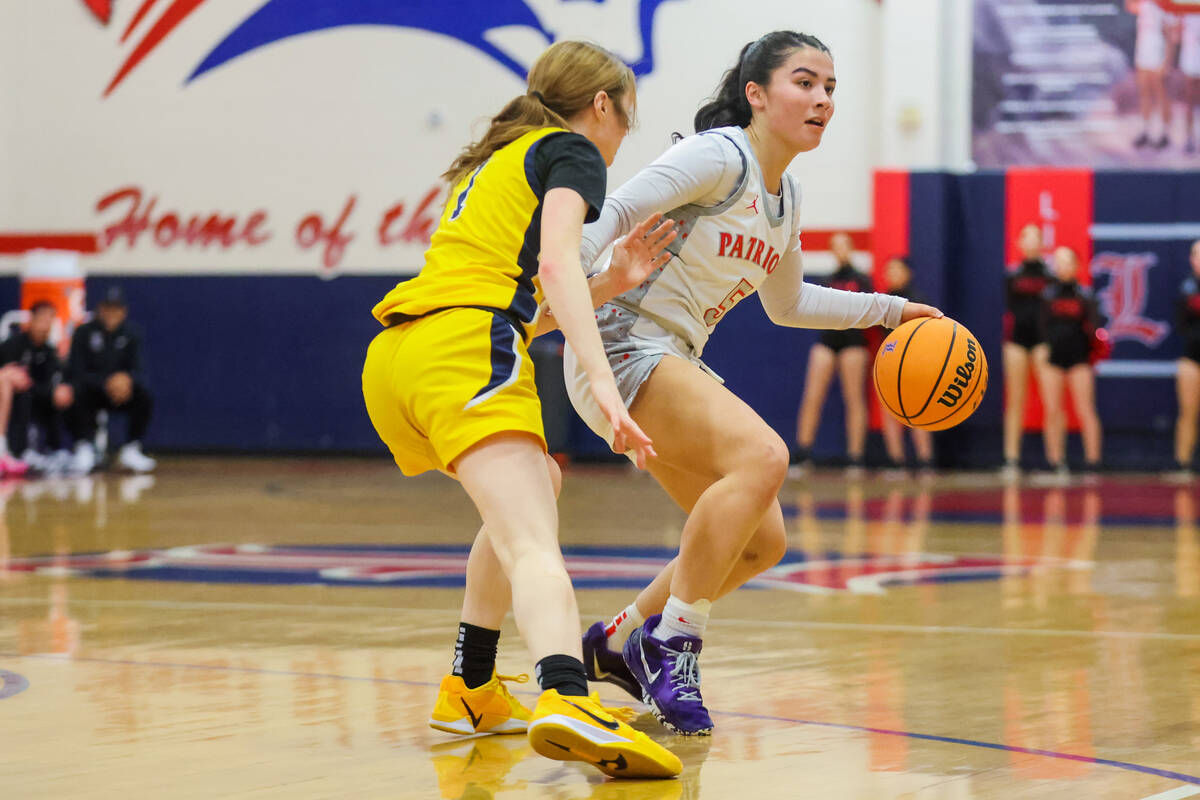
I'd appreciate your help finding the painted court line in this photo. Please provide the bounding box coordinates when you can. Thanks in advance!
[723,709,1200,787]
[1138,786,1200,800]
[2,596,1199,642]
[3,651,1198,787]
[0,669,30,699]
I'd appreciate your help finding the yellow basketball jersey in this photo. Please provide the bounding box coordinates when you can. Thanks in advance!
[373,127,577,337]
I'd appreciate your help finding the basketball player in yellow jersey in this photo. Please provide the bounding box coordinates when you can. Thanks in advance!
[362,41,681,779]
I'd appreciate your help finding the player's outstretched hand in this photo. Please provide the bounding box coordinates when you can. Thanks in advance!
[590,379,656,469]
[607,213,677,296]
[900,302,943,323]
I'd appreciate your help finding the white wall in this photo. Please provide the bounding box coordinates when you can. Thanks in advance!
[943,0,976,170]
[0,7,15,226]
[878,0,975,170]
[0,0,971,275]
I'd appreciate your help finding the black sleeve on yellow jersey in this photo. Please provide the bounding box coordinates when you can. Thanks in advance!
[534,132,607,223]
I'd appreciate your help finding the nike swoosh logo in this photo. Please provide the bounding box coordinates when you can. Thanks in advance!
[591,651,612,680]
[461,698,483,729]
[565,700,621,731]
[639,639,662,684]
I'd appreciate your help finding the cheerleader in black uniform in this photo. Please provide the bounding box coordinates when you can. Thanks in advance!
[1173,240,1200,474]
[1003,223,1053,473]
[1039,246,1103,472]
[795,232,872,472]
[878,256,934,471]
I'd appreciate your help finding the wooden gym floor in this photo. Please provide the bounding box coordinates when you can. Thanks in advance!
[1,457,1198,798]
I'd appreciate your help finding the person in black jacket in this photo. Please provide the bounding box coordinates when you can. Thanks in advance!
[877,256,934,472]
[0,327,34,477]
[1039,246,1103,474]
[4,301,73,472]
[1173,239,1200,475]
[67,287,156,473]
[1003,223,1053,475]
[794,232,873,473]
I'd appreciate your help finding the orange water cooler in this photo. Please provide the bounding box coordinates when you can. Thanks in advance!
[20,250,86,355]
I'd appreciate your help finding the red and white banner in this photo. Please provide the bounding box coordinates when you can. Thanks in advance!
[1005,168,1095,430]
[1005,168,1094,284]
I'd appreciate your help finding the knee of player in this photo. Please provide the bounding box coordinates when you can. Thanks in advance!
[513,549,572,585]
[493,537,563,574]
[727,435,787,501]
[752,435,789,490]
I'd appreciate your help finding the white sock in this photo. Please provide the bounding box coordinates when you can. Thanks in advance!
[604,602,645,649]
[652,595,711,642]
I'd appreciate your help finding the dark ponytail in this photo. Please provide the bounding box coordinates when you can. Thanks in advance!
[693,30,831,133]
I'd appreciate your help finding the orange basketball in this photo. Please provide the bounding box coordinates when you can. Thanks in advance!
[874,317,988,431]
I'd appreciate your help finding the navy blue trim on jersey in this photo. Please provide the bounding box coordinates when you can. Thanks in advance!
[381,304,525,341]
[468,313,520,406]
[450,165,483,221]
[510,138,550,324]
[508,132,606,324]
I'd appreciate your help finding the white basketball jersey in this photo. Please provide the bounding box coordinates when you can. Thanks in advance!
[1186,15,1200,45]
[1138,1,1168,37]
[612,126,799,358]
[1182,15,1200,75]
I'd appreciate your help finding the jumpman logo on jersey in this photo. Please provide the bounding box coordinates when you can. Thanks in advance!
[745,194,759,214]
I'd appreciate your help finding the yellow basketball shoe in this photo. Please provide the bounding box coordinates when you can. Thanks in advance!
[527,690,682,779]
[429,671,533,736]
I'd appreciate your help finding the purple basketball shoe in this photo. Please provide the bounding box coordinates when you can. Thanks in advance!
[622,615,713,735]
[581,621,641,700]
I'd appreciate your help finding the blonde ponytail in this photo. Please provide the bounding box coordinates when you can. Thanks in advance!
[443,40,635,187]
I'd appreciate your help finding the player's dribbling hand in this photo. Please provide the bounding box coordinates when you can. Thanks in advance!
[900,302,943,323]
[607,213,677,296]
[591,380,656,470]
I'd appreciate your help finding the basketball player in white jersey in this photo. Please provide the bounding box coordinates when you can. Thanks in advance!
[556,31,941,735]
[1129,0,1181,149]
[1181,11,1200,153]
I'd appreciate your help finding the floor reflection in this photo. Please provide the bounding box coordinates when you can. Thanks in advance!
[430,736,532,799]
[1,462,1198,797]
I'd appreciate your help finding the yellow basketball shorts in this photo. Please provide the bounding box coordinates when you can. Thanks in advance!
[362,308,545,476]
